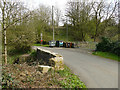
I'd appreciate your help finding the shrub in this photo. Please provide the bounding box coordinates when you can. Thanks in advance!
[96,37,112,52]
[7,25,36,55]
[111,41,120,56]
[96,37,120,56]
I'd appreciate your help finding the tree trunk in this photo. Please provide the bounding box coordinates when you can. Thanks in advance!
[2,1,7,65]
[94,12,98,42]
[94,28,98,42]
[4,30,7,65]
[94,37,96,42]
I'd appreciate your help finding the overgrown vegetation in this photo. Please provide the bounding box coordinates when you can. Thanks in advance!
[2,63,59,88]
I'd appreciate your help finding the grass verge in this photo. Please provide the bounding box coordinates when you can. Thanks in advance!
[34,44,49,47]
[92,51,119,61]
[55,64,86,88]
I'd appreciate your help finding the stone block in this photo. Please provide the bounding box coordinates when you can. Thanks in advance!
[37,48,64,70]
[49,56,64,70]
[37,65,52,73]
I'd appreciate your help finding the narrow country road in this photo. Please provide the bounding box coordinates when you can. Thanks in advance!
[33,46,118,88]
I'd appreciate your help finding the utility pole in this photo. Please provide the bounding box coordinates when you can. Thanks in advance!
[52,5,54,41]
[66,18,68,41]
[41,33,42,45]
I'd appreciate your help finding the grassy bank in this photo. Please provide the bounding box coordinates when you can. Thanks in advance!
[93,51,119,61]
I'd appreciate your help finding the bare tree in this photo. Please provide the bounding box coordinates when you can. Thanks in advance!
[91,0,117,41]
[66,0,92,41]
[91,0,105,41]
[54,7,61,27]
[31,5,51,41]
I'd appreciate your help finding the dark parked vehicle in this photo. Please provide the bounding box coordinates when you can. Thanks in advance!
[63,42,66,47]
[71,43,74,48]
[56,41,63,47]
[56,41,59,47]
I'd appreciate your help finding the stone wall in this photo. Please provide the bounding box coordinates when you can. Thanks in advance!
[74,41,98,50]
[37,48,64,70]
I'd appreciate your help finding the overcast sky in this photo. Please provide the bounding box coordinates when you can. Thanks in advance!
[20,0,70,25]
[20,0,116,17]
[20,0,68,12]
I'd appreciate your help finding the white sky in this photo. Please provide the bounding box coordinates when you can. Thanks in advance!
[20,0,68,12]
